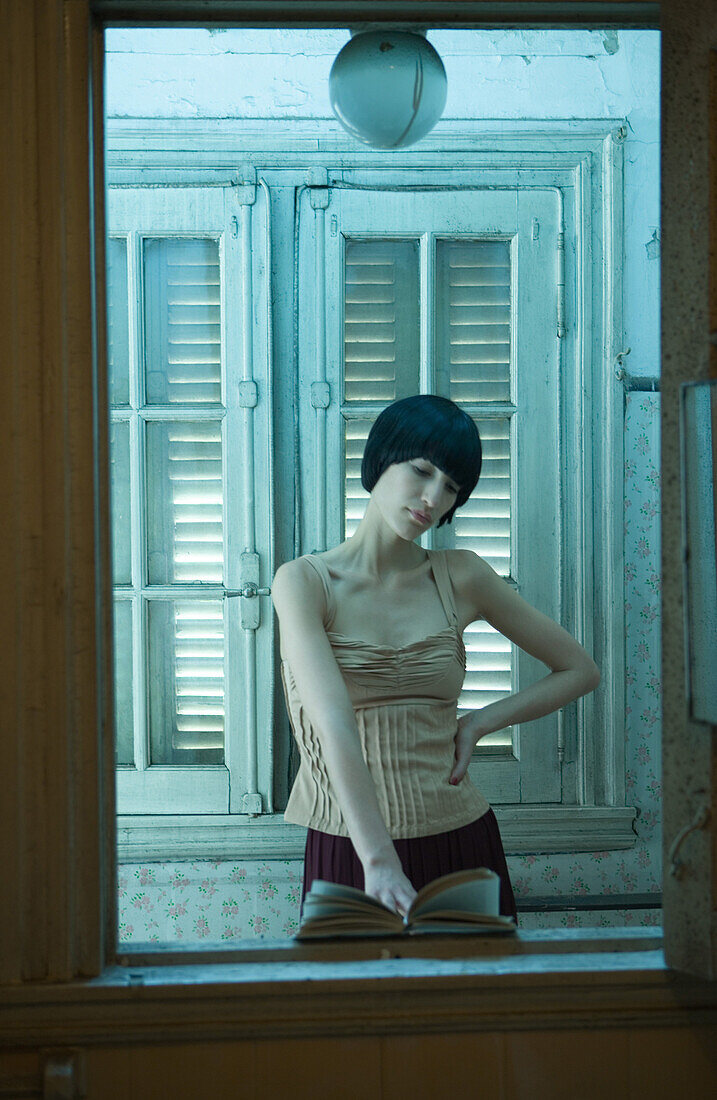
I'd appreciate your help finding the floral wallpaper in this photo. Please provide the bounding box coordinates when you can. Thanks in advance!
[119,393,662,943]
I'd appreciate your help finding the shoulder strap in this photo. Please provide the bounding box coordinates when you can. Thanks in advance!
[427,549,459,629]
[303,555,337,630]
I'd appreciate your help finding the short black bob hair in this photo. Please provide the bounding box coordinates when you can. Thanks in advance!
[361,395,482,528]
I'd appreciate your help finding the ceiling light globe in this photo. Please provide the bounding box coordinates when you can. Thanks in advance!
[329,31,447,149]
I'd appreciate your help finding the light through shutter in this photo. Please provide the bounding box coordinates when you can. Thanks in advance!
[341,236,514,748]
[452,421,512,742]
[144,237,221,405]
[146,420,224,585]
[148,599,225,765]
[344,419,372,539]
[113,599,134,766]
[344,238,419,403]
[142,236,227,764]
[435,239,511,403]
[435,239,513,746]
[107,236,130,406]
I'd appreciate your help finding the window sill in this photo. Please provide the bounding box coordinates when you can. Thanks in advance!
[116,806,636,862]
[5,930,717,1047]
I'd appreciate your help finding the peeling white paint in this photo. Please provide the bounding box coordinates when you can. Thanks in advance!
[645,229,661,260]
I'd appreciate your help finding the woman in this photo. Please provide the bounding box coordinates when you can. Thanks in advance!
[272,395,600,920]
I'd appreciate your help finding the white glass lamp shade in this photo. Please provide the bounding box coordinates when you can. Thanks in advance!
[329,31,447,149]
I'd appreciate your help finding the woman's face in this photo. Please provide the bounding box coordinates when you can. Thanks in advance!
[372,458,460,539]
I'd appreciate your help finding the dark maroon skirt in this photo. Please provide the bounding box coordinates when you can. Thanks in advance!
[301,808,517,922]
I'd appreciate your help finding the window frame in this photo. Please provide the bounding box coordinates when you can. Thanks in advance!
[106,119,633,861]
[14,0,717,1005]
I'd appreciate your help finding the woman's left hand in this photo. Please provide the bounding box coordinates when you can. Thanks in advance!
[449,713,488,786]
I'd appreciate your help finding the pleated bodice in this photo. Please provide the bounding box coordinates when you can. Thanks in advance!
[280,549,490,839]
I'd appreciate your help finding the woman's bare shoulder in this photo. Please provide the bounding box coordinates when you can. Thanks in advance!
[272,556,324,611]
[443,548,491,624]
[272,554,318,589]
[444,547,490,582]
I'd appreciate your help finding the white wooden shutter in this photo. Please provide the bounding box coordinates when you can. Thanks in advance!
[302,185,562,804]
[107,186,273,815]
[435,240,513,746]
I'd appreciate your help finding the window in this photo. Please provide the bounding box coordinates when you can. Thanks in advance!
[23,0,717,1000]
[109,121,633,859]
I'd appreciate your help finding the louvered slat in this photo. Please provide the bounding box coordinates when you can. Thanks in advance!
[436,239,511,404]
[113,599,134,766]
[344,419,372,539]
[436,243,512,739]
[341,238,514,750]
[106,236,130,407]
[110,420,131,585]
[173,602,224,754]
[344,238,420,403]
[148,600,225,764]
[144,238,222,405]
[146,420,224,585]
[141,237,226,768]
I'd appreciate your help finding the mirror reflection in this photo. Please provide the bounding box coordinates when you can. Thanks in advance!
[106,27,661,946]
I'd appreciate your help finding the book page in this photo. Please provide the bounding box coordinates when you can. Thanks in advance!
[408,869,500,922]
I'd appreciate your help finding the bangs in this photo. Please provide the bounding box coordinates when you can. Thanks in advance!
[361,395,482,526]
[388,421,479,493]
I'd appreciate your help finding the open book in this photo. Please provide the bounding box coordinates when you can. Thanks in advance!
[296,868,516,939]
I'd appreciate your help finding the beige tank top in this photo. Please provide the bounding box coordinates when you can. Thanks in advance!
[280,548,490,840]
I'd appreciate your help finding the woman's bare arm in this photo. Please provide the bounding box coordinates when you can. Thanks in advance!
[448,550,600,782]
[272,559,416,914]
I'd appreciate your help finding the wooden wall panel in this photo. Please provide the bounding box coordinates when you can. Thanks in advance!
[84,1042,257,1100]
[253,1037,382,1100]
[503,1030,631,1100]
[26,1026,717,1099]
[380,1033,504,1099]
[627,1026,717,1096]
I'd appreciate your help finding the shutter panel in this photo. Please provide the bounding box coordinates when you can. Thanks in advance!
[108,186,273,814]
[144,238,221,405]
[148,599,225,765]
[342,237,419,537]
[106,235,130,407]
[343,238,419,403]
[340,234,514,748]
[146,420,224,585]
[452,420,513,747]
[110,420,132,585]
[435,240,513,748]
[113,599,134,766]
[142,237,226,765]
[344,419,372,539]
[436,239,511,404]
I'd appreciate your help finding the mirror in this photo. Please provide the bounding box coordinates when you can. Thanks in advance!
[105,27,661,945]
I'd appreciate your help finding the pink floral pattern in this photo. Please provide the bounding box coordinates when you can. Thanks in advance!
[118,395,661,942]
